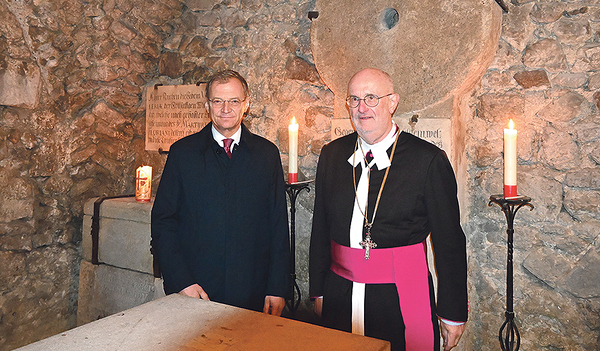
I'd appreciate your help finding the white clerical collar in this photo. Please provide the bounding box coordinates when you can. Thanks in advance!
[212,125,242,148]
[347,122,399,170]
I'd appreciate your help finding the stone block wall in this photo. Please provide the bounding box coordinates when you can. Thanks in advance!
[0,0,598,350]
[464,2,600,349]
[0,1,324,349]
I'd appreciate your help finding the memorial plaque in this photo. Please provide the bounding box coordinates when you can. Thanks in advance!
[331,118,356,140]
[330,117,452,153]
[145,84,210,151]
[395,116,452,152]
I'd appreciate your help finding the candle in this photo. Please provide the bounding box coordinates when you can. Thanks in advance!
[288,117,298,183]
[503,119,517,198]
[135,166,152,202]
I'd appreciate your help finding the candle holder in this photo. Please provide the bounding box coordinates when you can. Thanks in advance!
[488,194,534,351]
[285,179,313,314]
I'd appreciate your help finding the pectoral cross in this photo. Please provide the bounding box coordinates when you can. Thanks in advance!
[359,225,377,259]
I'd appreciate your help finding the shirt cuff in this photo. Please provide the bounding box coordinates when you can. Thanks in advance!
[440,318,465,326]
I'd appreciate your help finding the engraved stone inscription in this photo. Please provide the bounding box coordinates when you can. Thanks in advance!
[330,117,452,154]
[145,84,210,151]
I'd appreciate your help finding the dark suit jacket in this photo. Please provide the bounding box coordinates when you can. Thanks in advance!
[151,122,290,312]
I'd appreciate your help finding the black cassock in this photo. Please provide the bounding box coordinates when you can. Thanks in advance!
[309,131,468,351]
[152,122,290,312]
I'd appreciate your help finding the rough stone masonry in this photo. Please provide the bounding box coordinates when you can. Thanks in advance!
[0,0,599,350]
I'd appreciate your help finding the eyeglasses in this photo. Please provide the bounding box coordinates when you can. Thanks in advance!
[346,93,393,108]
[208,97,246,108]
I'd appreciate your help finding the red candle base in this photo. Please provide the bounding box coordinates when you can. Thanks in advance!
[504,185,517,198]
[288,173,298,184]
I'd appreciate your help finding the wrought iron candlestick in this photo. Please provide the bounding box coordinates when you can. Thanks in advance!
[285,180,312,314]
[488,195,534,351]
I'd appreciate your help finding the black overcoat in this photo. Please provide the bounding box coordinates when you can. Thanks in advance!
[309,131,468,349]
[151,123,290,312]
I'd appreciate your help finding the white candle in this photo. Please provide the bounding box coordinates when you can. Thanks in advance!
[503,119,517,198]
[135,166,152,202]
[288,117,298,183]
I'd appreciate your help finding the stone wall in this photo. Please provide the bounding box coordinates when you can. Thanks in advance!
[0,0,323,349]
[0,0,598,351]
[464,2,600,349]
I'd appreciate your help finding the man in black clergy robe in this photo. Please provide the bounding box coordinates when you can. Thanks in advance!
[309,68,468,350]
[151,70,289,316]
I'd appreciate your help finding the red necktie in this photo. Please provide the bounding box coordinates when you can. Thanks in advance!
[223,138,233,158]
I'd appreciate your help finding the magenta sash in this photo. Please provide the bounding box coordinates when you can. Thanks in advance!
[330,240,434,351]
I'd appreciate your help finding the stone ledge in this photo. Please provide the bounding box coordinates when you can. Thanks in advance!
[83,196,153,223]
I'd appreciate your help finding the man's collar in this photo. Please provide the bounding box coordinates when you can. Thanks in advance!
[348,122,399,170]
[211,125,242,147]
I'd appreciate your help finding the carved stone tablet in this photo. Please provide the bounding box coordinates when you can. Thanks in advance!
[145,84,209,151]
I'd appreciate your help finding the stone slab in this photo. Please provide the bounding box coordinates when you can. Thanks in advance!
[82,197,154,274]
[561,247,600,298]
[311,0,501,115]
[83,196,152,223]
[77,260,165,326]
[20,294,391,351]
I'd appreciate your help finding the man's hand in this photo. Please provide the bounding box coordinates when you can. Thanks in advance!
[440,321,466,351]
[179,284,210,300]
[263,296,285,316]
[314,296,323,317]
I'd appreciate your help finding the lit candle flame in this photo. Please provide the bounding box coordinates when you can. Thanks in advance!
[508,119,514,130]
[291,116,297,125]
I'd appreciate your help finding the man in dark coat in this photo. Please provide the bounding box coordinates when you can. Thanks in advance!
[152,70,289,315]
[309,68,468,350]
